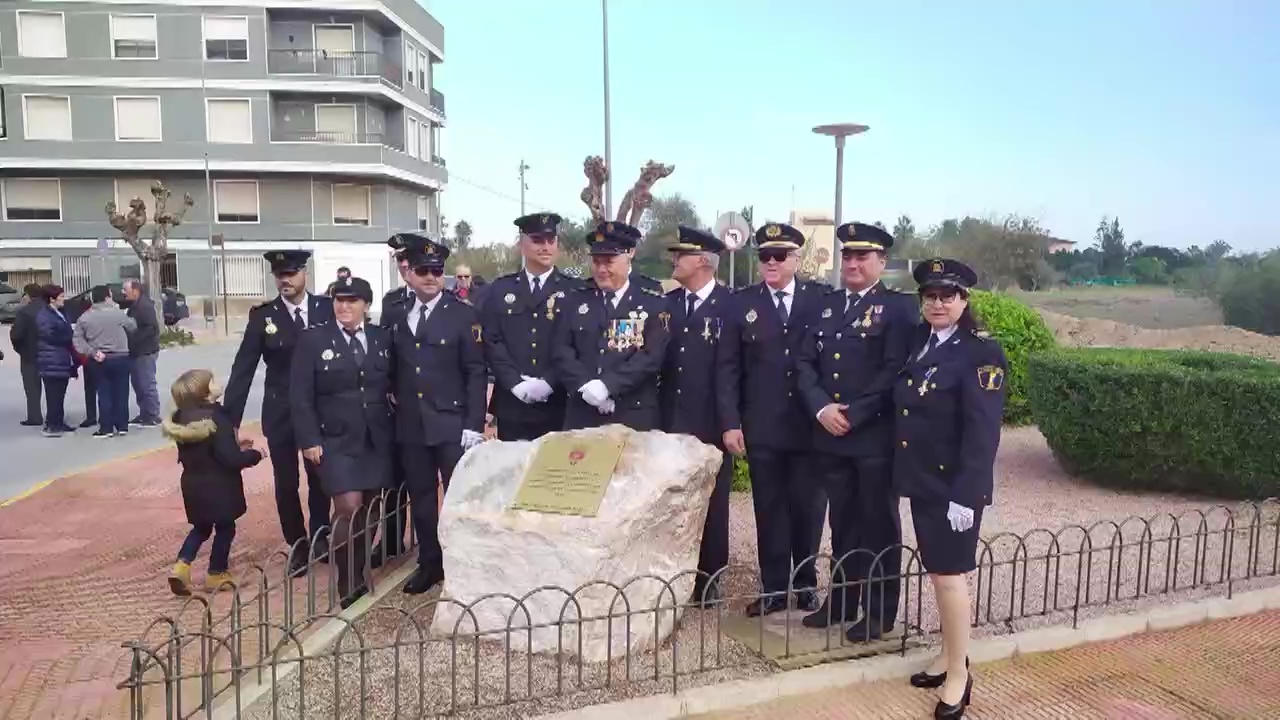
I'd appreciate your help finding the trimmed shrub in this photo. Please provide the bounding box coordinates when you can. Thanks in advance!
[968,290,1056,425]
[159,326,195,348]
[1029,348,1280,499]
[731,456,751,493]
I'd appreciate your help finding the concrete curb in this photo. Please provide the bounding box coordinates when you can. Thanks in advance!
[537,585,1280,720]
[209,559,417,720]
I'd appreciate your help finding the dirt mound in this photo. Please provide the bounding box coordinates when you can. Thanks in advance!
[1038,310,1280,362]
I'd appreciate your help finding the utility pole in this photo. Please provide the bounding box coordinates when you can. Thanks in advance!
[518,159,530,215]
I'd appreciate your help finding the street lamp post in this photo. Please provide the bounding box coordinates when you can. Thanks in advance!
[812,123,869,285]
[601,0,613,218]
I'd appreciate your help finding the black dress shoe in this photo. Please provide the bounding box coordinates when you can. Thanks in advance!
[20,420,43,427]
[934,673,973,719]
[845,618,894,643]
[911,657,969,689]
[339,585,369,610]
[801,602,859,629]
[287,549,309,578]
[691,582,722,607]
[794,590,819,612]
[744,596,788,617]
[402,567,444,595]
[313,538,331,564]
[79,418,97,429]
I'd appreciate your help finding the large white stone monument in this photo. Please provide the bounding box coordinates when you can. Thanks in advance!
[428,425,723,662]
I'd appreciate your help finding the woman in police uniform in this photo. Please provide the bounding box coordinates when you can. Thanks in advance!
[893,258,1006,719]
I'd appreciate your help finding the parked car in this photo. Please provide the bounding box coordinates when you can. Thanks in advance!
[0,282,21,324]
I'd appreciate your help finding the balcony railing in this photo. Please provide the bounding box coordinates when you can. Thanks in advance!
[429,88,446,116]
[430,154,446,167]
[274,130,387,145]
[267,49,401,89]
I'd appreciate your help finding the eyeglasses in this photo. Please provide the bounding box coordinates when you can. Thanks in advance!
[412,266,444,277]
[920,291,961,305]
[757,250,791,264]
[455,275,471,280]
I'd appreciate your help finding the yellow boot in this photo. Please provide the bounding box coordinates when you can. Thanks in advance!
[167,561,192,596]
[205,571,235,592]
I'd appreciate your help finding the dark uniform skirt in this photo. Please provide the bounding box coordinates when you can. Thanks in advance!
[909,498,985,575]
[317,436,393,496]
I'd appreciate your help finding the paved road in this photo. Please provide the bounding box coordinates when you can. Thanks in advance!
[0,328,262,503]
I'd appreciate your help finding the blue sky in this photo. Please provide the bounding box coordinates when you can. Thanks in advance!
[422,0,1280,251]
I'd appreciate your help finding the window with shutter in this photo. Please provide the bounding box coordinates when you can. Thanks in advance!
[332,185,371,226]
[3,179,62,221]
[417,196,429,231]
[111,14,157,59]
[419,122,431,161]
[204,16,249,61]
[206,99,252,143]
[23,96,72,141]
[418,52,428,90]
[405,44,417,89]
[407,117,419,157]
[315,104,357,143]
[214,181,260,223]
[17,12,67,58]
[114,97,162,141]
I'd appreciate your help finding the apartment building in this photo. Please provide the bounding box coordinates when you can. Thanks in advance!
[0,0,447,311]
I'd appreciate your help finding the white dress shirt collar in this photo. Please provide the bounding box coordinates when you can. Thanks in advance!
[529,268,553,292]
[603,280,629,308]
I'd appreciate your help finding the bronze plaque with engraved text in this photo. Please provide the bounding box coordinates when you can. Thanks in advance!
[510,434,627,516]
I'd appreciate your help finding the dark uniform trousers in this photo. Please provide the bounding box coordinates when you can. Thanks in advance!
[660,284,733,594]
[482,269,581,441]
[225,294,335,550]
[797,283,918,626]
[390,293,487,575]
[377,290,414,556]
[716,281,831,595]
[290,322,395,596]
[552,284,672,432]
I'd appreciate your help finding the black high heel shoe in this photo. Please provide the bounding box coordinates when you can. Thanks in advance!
[933,673,973,719]
[910,656,969,689]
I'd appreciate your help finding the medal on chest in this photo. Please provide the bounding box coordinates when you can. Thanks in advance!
[919,366,938,397]
[607,311,647,350]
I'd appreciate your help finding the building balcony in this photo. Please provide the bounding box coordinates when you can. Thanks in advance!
[430,89,446,117]
[267,49,401,89]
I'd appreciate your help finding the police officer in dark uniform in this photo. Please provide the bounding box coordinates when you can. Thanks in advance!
[583,221,665,294]
[483,212,583,440]
[389,236,488,594]
[289,277,394,608]
[716,223,828,616]
[380,238,416,326]
[796,222,918,640]
[553,223,672,431]
[225,250,335,575]
[895,258,1006,719]
[659,225,733,604]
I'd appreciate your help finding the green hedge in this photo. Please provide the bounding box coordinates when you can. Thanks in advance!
[969,290,1056,425]
[1029,348,1280,499]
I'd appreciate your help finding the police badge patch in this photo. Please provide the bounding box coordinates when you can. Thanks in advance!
[471,324,483,343]
[977,365,1004,391]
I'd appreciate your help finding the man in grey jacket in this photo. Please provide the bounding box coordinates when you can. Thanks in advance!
[123,280,162,426]
[73,285,137,438]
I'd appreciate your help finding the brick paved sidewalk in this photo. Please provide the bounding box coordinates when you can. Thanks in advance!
[0,427,329,720]
[695,609,1280,719]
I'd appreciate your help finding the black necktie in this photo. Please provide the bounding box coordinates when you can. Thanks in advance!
[346,328,365,365]
[921,333,940,359]
[686,291,698,319]
[531,276,542,294]
[603,290,615,313]
[293,307,305,331]
[415,305,428,340]
[774,290,788,324]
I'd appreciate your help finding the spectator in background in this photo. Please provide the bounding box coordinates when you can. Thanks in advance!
[123,279,162,427]
[325,266,352,297]
[73,285,137,438]
[10,283,46,427]
[452,264,474,303]
[36,285,77,437]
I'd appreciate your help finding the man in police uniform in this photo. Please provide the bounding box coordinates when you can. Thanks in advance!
[553,222,672,431]
[659,225,733,604]
[380,239,416,326]
[796,222,919,640]
[583,221,664,294]
[225,249,335,576]
[716,223,828,617]
[389,236,488,594]
[483,212,582,440]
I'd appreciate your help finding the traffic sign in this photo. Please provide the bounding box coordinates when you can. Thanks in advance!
[713,212,752,252]
[96,237,110,255]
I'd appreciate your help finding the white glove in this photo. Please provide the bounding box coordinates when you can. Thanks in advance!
[598,398,616,415]
[579,379,610,408]
[461,429,485,450]
[947,502,975,533]
[520,375,554,403]
[511,378,537,404]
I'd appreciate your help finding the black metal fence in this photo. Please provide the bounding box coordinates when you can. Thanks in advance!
[118,499,1280,719]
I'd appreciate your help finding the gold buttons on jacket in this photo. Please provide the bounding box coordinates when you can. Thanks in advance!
[901,440,908,448]
[907,379,913,386]
[833,392,841,400]
[832,373,840,380]
[833,353,841,360]
[417,392,423,399]
[901,409,909,416]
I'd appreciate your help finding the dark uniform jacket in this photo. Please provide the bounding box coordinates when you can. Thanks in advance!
[715,279,829,452]
[224,294,335,439]
[389,292,487,446]
[379,286,414,328]
[482,268,583,428]
[797,282,919,457]
[290,322,395,457]
[552,283,673,430]
[659,283,732,444]
[893,326,1007,509]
